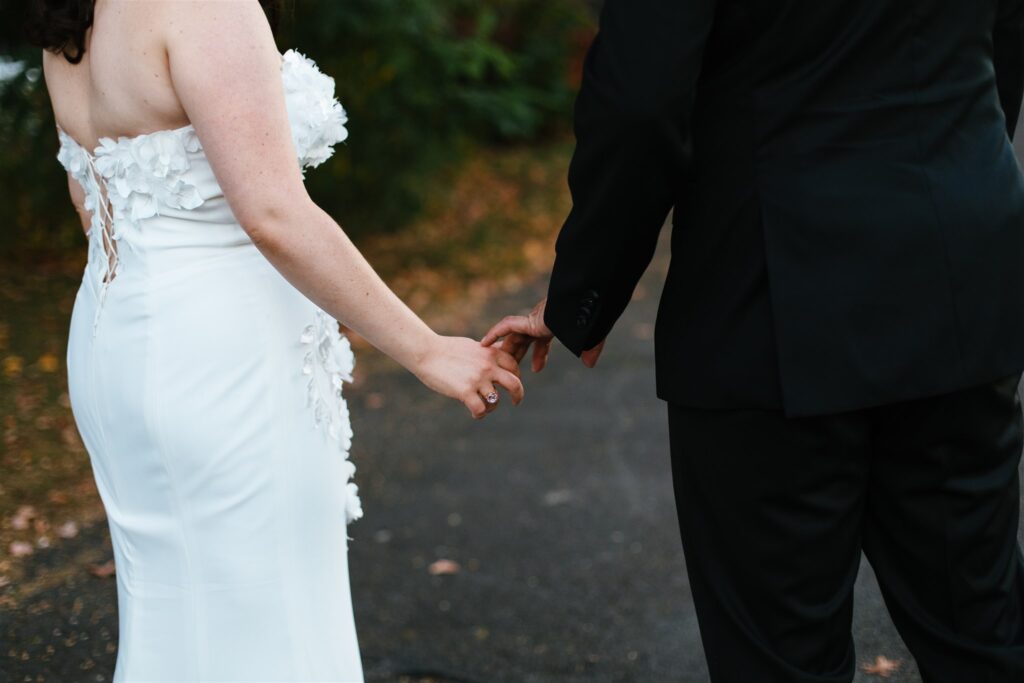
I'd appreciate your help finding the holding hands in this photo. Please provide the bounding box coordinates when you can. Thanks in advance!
[482,298,606,372]
[413,334,524,419]
[417,298,608,420]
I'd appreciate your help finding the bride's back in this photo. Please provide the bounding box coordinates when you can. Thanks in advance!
[42,1,189,151]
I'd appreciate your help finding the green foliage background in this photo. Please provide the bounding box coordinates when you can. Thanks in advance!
[0,0,594,254]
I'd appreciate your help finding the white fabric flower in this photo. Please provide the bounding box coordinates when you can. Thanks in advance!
[281,49,349,170]
[299,307,361,525]
[56,128,91,185]
[86,128,205,239]
[345,482,363,524]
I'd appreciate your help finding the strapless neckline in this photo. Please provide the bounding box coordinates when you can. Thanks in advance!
[57,121,196,160]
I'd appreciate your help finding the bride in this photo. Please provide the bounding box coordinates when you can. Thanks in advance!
[29,0,525,680]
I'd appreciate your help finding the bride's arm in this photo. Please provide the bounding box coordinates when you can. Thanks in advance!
[159,1,522,418]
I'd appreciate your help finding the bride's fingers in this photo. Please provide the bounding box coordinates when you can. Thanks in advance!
[477,382,501,414]
[494,348,522,377]
[492,368,525,406]
[463,392,488,420]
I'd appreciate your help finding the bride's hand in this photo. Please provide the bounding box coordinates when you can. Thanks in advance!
[412,335,525,419]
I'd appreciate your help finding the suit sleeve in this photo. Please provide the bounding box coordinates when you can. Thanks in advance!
[995,0,1024,139]
[543,0,718,356]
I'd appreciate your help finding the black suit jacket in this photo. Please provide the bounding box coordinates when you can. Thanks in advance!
[545,0,1024,416]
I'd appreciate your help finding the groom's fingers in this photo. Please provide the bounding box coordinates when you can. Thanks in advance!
[495,336,519,361]
[481,316,530,346]
[581,339,606,368]
[502,333,532,364]
[532,339,552,373]
[494,349,522,377]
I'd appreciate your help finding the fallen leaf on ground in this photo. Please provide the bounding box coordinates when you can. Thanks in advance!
[57,521,79,538]
[48,490,69,505]
[10,505,36,531]
[88,560,116,578]
[3,355,23,377]
[862,655,902,677]
[428,559,461,576]
[9,541,33,557]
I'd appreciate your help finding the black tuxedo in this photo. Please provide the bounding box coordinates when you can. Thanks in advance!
[545,0,1024,417]
[543,2,1024,681]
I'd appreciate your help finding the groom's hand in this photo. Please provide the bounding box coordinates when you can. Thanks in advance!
[482,298,554,372]
[482,298,606,371]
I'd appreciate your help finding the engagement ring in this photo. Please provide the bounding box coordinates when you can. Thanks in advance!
[485,392,499,405]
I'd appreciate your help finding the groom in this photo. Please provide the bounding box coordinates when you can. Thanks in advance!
[484,1,1024,681]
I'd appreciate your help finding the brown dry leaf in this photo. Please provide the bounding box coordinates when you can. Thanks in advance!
[61,425,84,453]
[37,353,59,373]
[9,541,33,558]
[2,355,23,378]
[48,490,70,505]
[57,521,79,539]
[428,559,461,576]
[88,560,116,578]
[33,414,55,430]
[862,655,902,678]
[10,505,36,531]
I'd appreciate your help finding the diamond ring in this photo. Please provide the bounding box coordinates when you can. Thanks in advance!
[485,392,499,405]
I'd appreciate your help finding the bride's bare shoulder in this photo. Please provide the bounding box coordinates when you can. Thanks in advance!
[155,0,273,44]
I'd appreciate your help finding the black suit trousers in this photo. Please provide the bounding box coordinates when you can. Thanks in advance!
[668,375,1024,682]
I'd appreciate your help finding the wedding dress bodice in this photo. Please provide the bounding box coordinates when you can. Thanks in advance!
[56,49,348,303]
[57,49,362,526]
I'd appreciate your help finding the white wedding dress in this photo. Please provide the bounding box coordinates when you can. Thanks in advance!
[58,50,365,682]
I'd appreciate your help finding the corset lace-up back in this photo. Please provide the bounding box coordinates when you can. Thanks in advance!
[57,124,205,335]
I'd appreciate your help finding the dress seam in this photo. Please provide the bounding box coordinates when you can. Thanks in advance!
[256,266,314,678]
[149,292,205,680]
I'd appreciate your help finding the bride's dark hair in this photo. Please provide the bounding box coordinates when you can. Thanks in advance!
[25,0,284,65]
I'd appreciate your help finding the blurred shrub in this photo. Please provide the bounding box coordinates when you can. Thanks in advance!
[0,0,594,255]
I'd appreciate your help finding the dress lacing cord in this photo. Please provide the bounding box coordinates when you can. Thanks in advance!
[81,151,119,338]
